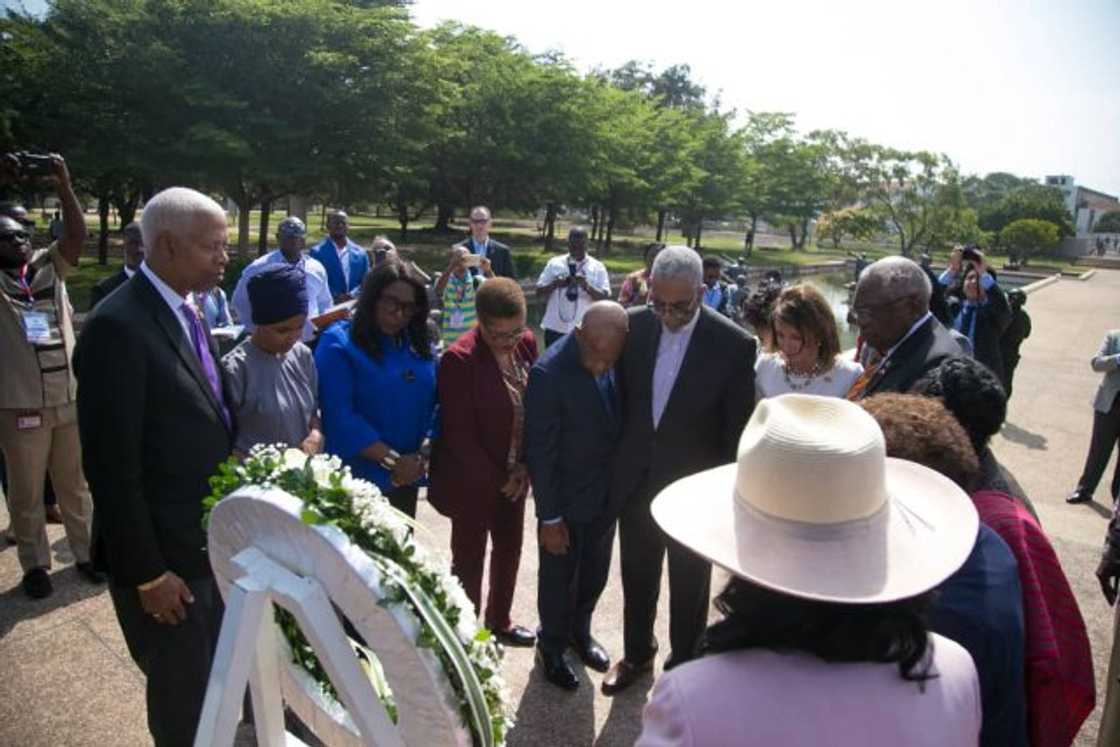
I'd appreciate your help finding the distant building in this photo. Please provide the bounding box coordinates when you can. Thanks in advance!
[1045,175,1119,236]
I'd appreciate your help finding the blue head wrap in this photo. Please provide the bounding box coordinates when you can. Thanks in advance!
[248,264,308,326]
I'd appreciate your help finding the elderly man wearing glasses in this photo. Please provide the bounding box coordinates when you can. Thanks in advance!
[846,256,962,400]
[603,245,757,695]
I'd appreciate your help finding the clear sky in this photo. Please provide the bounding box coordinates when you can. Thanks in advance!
[412,0,1120,197]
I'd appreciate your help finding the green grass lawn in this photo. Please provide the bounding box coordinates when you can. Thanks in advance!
[62,208,1081,313]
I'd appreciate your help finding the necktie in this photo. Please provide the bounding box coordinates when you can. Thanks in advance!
[959,304,977,342]
[180,302,231,428]
[846,357,882,401]
[597,372,616,419]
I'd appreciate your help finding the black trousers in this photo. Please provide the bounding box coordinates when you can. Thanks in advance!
[544,329,565,348]
[618,492,711,668]
[109,576,224,747]
[537,517,616,655]
[1077,395,1120,501]
[385,484,419,519]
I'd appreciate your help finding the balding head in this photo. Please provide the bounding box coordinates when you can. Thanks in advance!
[851,256,932,352]
[141,187,229,295]
[575,301,629,377]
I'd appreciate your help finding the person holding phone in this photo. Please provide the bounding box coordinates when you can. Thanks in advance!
[536,226,610,348]
[435,245,493,346]
[455,205,516,279]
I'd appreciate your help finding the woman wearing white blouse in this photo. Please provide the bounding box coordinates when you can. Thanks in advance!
[754,284,863,399]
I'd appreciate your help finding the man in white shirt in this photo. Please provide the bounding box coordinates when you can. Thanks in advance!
[232,216,332,341]
[536,226,611,347]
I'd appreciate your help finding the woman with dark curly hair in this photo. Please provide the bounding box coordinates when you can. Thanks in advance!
[314,261,436,517]
[639,394,982,746]
[755,284,862,399]
[739,280,782,351]
[861,393,1026,747]
[861,391,1094,747]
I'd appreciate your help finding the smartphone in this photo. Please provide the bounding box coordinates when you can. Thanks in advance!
[462,254,482,268]
[15,152,54,176]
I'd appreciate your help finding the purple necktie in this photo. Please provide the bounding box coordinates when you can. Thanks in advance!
[180,302,231,428]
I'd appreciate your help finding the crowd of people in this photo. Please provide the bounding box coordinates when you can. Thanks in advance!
[0,157,1115,747]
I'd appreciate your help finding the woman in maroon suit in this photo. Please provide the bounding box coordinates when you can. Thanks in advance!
[431,277,539,647]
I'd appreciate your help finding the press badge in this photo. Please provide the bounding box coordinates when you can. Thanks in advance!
[21,311,51,344]
[17,413,43,430]
[449,310,465,328]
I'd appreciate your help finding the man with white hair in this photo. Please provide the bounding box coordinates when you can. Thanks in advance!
[231,216,332,341]
[847,255,962,399]
[602,245,756,695]
[75,187,234,746]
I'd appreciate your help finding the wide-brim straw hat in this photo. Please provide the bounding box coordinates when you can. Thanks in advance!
[651,394,978,603]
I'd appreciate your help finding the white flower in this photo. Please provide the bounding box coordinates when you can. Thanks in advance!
[282,448,307,471]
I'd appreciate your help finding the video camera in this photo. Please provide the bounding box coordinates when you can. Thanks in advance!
[3,152,54,178]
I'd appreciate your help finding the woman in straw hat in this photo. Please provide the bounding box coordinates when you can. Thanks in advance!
[638,394,982,746]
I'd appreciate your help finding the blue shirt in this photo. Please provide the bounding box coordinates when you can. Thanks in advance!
[314,322,437,491]
[932,524,1027,747]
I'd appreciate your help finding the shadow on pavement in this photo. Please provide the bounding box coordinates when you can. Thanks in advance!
[1001,422,1049,450]
[0,565,105,642]
[510,654,597,746]
[597,677,653,746]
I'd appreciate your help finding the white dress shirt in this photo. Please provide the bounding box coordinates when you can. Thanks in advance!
[652,309,700,429]
[231,250,333,341]
[536,254,611,334]
[123,265,136,279]
[140,261,191,342]
[334,239,351,287]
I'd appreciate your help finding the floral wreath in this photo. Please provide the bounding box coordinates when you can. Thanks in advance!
[203,445,513,746]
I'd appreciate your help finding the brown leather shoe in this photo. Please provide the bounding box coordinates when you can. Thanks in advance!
[601,657,654,696]
[45,504,64,524]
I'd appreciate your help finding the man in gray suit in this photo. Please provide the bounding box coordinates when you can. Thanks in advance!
[1068,330,1120,505]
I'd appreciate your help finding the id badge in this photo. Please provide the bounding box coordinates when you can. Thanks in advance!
[21,311,51,344]
[449,311,465,328]
[17,413,43,430]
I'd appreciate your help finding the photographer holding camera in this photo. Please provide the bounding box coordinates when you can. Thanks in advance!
[536,226,610,348]
[0,151,98,599]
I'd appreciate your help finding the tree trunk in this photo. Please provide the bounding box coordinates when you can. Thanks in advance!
[397,199,410,242]
[544,202,557,253]
[236,198,252,257]
[113,188,140,229]
[590,205,600,245]
[97,193,111,265]
[257,198,272,257]
[656,209,667,243]
[434,203,453,232]
[694,218,703,251]
[603,204,617,255]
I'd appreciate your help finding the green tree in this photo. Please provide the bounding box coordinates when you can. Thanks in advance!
[1096,211,1120,233]
[979,183,1073,239]
[857,147,958,257]
[962,172,1037,213]
[999,218,1059,266]
[817,207,880,249]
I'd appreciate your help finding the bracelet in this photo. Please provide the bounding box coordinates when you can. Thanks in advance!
[137,572,168,591]
[380,449,401,471]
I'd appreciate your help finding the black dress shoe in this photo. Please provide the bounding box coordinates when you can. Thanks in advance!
[1066,489,1092,505]
[22,567,53,599]
[601,657,654,696]
[537,648,579,690]
[493,624,536,648]
[76,562,105,584]
[571,637,610,673]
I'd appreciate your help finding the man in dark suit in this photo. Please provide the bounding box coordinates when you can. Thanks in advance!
[525,301,628,690]
[603,246,756,695]
[74,187,234,746]
[455,205,516,279]
[89,221,144,309]
[848,256,962,400]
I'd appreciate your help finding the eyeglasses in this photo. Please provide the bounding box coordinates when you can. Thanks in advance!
[482,324,526,343]
[850,296,911,323]
[379,296,419,317]
[470,218,490,225]
[0,230,30,243]
[649,297,696,319]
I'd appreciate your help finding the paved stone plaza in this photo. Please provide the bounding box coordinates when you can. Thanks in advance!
[0,269,1117,746]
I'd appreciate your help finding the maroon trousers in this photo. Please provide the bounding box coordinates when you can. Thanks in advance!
[449,494,527,632]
